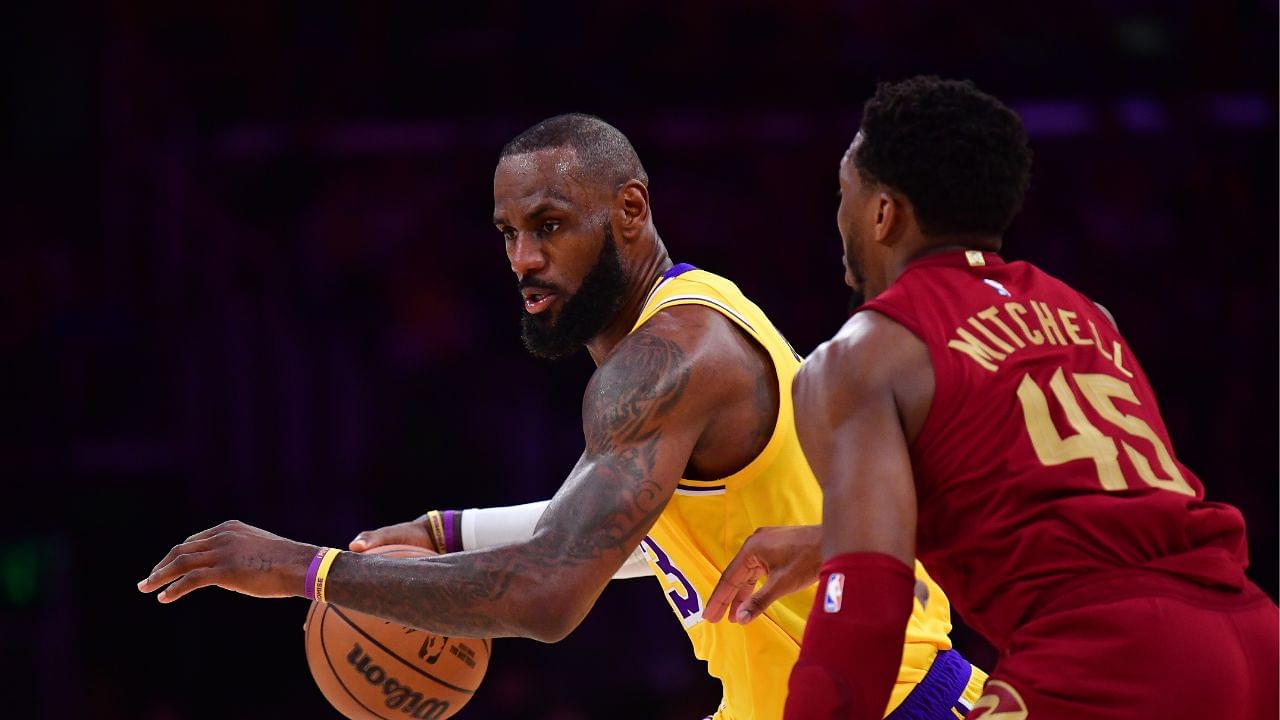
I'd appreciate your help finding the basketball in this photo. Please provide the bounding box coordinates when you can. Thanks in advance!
[303,545,491,720]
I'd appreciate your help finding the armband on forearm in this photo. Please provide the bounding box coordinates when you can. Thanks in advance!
[445,500,651,579]
[784,552,914,720]
[457,500,550,551]
[425,509,464,553]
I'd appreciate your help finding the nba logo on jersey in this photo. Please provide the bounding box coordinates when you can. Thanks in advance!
[823,573,845,613]
[983,278,1012,297]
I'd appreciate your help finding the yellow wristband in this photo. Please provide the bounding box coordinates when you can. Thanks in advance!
[313,547,342,603]
[426,510,446,552]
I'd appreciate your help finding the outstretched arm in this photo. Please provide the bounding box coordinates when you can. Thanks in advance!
[138,316,718,642]
[348,497,655,579]
[349,500,653,579]
[783,311,927,720]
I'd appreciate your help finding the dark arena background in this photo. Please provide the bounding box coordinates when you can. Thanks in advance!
[4,3,1276,718]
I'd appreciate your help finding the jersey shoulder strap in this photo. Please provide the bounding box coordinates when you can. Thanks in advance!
[634,265,758,336]
[632,263,800,364]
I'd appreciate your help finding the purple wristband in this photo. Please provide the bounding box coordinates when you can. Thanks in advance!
[304,547,328,600]
[442,510,460,553]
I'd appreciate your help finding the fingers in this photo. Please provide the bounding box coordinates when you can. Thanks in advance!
[349,521,433,553]
[736,570,814,625]
[156,568,221,603]
[139,549,217,593]
[145,520,242,577]
[349,528,389,552]
[734,576,783,625]
[184,520,242,544]
[147,537,218,580]
[705,555,763,623]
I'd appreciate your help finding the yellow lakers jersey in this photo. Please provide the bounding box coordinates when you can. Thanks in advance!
[632,264,955,720]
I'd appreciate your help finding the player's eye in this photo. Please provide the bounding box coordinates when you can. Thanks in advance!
[499,226,516,242]
[540,221,560,235]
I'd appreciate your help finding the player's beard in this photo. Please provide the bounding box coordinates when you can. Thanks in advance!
[519,223,626,360]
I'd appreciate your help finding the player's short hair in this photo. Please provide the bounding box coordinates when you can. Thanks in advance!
[500,113,649,191]
[854,76,1032,236]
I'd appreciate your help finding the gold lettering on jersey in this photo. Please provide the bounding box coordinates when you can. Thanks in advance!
[1030,301,1068,345]
[1004,302,1043,345]
[948,301,1136,375]
[947,327,1007,372]
[1110,341,1134,378]
[1057,309,1093,346]
[1087,320,1113,361]
[965,250,986,267]
[978,306,1027,348]
[967,316,1016,354]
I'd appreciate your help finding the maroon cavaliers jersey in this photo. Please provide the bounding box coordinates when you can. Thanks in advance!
[860,250,1250,649]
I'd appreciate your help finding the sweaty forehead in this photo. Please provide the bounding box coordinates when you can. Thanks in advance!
[493,147,598,214]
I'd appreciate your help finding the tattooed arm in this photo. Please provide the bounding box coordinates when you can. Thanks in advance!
[138,310,730,642]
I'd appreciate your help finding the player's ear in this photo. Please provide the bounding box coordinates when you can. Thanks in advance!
[873,191,898,246]
[615,180,650,243]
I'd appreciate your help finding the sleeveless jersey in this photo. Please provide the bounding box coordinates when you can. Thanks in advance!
[633,264,957,720]
[859,250,1251,650]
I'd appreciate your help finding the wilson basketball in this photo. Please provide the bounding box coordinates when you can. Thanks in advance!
[303,545,491,720]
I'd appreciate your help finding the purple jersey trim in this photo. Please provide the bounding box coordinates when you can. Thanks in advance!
[662,262,697,280]
[885,648,972,720]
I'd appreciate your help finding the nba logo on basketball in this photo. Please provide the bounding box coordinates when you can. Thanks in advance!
[824,573,845,613]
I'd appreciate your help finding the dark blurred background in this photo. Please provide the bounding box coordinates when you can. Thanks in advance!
[3,2,1276,718]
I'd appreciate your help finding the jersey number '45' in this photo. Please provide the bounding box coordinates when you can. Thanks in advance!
[1017,367,1194,496]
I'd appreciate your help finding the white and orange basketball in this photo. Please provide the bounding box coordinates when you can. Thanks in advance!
[303,545,490,719]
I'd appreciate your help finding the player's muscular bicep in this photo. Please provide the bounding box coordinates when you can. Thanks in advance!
[535,320,712,577]
[794,314,919,565]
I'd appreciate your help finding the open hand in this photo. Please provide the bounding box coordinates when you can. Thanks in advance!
[704,524,822,624]
[137,520,318,603]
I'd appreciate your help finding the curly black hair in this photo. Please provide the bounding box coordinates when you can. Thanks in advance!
[854,76,1032,237]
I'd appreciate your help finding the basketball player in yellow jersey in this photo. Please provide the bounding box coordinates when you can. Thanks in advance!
[138,114,982,719]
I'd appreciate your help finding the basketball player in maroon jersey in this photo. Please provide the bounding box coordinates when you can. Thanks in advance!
[709,77,1278,719]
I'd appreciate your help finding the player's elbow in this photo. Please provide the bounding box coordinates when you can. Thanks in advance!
[527,616,577,644]
[504,569,593,643]
[516,589,589,643]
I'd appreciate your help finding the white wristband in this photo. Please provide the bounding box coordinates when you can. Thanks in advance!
[460,499,651,579]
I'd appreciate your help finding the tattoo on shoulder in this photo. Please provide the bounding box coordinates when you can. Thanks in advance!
[546,328,694,562]
[584,328,692,454]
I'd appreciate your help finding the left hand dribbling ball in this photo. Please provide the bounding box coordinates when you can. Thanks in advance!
[303,545,491,719]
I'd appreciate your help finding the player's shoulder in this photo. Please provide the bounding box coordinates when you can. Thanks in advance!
[588,305,750,414]
[797,310,928,404]
[622,302,744,365]
[808,310,924,373]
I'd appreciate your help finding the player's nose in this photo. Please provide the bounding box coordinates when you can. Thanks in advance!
[508,234,547,276]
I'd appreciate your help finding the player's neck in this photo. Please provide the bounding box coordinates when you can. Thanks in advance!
[874,236,1002,296]
[585,236,673,365]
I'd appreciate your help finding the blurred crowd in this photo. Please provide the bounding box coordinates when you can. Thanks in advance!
[3,2,1276,718]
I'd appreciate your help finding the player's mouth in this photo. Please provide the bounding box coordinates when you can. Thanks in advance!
[522,289,559,314]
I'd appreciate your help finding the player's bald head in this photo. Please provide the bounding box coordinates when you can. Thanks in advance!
[499,114,649,193]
